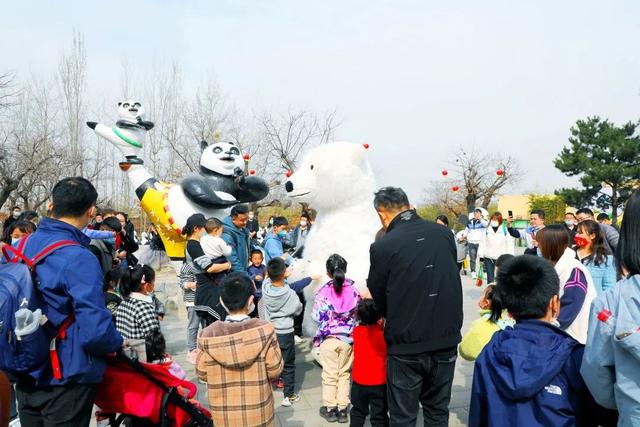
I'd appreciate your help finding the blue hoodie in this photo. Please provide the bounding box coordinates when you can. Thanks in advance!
[581,274,640,426]
[21,218,123,385]
[263,231,292,265]
[469,320,591,427]
[221,215,250,273]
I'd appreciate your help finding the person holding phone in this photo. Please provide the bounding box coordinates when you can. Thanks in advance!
[507,209,546,255]
[478,212,516,284]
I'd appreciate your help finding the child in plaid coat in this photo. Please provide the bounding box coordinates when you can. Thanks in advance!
[115,265,160,340]
[197,272,283,427]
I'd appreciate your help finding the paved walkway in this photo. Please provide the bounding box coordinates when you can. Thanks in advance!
[155,270,483,426]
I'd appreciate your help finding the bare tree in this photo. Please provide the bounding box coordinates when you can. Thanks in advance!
[58,31,87,176]
[0,71,18,112]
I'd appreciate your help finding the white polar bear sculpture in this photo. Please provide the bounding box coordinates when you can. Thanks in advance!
[284,141,381,337]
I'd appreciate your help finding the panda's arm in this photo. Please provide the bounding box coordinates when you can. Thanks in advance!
[136,118,155,131]
[181,175,238,209]
[115,120,142,130]
[234,176,270,203]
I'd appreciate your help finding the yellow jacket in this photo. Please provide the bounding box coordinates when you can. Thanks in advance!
[459,310,514,361]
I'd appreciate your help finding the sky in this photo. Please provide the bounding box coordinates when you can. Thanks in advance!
[2,1,639,204]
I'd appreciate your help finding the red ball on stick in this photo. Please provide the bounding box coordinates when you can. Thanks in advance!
[286,170,293,178]
[442,170,448,176]
[496,169,504,176]
[452,185,460,192]
[243,153,251,161]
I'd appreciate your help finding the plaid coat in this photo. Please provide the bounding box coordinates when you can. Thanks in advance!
[197,318,283,427]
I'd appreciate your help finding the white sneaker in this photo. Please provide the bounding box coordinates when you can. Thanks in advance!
[186,349,198,365]
[281,393,301,407]
[294,335,306,344]
[9,418,21,427]
[471,272,477,279]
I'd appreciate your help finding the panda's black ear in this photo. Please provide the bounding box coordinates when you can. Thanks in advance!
[200,140,209,151]
[118,102,122,106]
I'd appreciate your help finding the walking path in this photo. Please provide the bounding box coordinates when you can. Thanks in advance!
[154,271,483,426]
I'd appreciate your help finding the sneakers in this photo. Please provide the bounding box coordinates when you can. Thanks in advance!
[9,418,21,427]
[186,349,198,365]
[319,406,338,422]
[281,393,301,407]
[337,408,349,423]
[471,271,477,279]
[273,378,284,389]
[294,335,307,344]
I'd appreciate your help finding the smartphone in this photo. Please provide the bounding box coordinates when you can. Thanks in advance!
[508,210,513,219]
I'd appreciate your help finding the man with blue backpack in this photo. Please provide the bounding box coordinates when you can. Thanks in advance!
[1,177,123,427]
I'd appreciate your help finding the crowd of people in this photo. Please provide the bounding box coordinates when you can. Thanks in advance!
[1,177,640,427]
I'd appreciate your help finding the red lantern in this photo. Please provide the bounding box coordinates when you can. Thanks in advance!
[496,169,504,176]
[441,170,448,176]
[452,185,460,192]
[363,143,370,150]
[286,170,293,178]
[243,153,251,161]
[249,169,256,175]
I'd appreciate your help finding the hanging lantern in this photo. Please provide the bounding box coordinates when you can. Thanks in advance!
[249,169,256,175]
[441,170,448,176]
[286,170,293,178]
[496,169,504,176]
[452,185,460,192]
[243,153,251,161]
[363,143,370,149]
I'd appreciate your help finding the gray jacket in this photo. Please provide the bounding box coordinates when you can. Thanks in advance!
[261,278,303,335]
[600,223,619,254]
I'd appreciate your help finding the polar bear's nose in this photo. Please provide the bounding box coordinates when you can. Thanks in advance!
[285,181,294,192]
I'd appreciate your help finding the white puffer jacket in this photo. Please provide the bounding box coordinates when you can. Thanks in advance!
[478,224,515,261]
[554,248,597,344]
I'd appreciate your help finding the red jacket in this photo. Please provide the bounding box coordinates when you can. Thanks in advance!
[352,323,387,386]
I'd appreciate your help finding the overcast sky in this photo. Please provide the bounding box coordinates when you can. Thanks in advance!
[2,1,639,203]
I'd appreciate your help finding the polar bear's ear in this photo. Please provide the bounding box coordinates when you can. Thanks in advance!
[200,140,209,151]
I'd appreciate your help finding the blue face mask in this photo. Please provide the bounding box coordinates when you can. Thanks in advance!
[536,248,542,257]
[105,237,116,246]
[201,229,208,238]
[278,230,287,239]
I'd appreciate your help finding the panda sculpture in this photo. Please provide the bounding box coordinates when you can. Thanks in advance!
[87,100,154,165]
[181,140,269,209]
[89,106,269,260]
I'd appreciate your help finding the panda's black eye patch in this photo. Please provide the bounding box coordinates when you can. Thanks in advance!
[230,148,240,155]
[310,165,314,170]
[133,103,141,108]
[123,103,130,108]
[213,147,223,154]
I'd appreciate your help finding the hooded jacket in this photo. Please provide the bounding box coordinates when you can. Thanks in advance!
[478,224,515,261]
[263,231,292,265]
[221,215,250,272]
[469,320,592,427]
[367,209,463,355]
[20,217,123,385]
[197,319,283,427]
[581,274,640,426]
[261,279,303,334]
[311,279,360,347]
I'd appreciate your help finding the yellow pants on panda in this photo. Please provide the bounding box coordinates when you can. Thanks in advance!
[139,183,187,260]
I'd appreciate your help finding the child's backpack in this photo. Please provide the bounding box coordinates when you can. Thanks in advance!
[0,236,79,378]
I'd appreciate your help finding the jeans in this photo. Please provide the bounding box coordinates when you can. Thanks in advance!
[319,338,353,409]
[186,306,199,352]
[277,332,296,396]
[468,243,479,273]
[293,292,306,336]
[484,258,496,284]
[16,381,97,427]
[387,347,457,427]
[350,382,389,427]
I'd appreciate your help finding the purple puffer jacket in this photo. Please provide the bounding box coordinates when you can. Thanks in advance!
[312,279,360,347]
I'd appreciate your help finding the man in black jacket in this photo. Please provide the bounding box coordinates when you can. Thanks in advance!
[367,187,463,427]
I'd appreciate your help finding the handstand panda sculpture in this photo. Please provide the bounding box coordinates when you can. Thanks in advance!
[87,100,154,165]
[88,104,269,260]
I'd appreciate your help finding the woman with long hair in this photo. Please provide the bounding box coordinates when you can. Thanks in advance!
[575,219,617,294]
[582,190,640,426]
[182,213,231,328]
[536,225,596,344]
[478,212,515,284]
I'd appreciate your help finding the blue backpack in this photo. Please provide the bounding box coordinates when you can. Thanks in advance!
[0,236,78,378]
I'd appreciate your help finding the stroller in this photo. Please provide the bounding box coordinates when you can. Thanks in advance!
[95,352,212,427]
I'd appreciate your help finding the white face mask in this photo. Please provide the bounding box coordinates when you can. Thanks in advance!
[490,221,499,227]
[219,298,255,317]
[11,237,20,245]
[300,220,307,228]
[12,211,20,219]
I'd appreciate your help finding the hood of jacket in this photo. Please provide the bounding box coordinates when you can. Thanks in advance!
[200,320,275,369]
[222,215,247,238]
[483,320,579,400]
[262,278,296,313]
[316,279,359,314]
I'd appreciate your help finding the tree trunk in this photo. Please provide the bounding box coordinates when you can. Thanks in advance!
[466,193,477,214]
[611,184,618,226]
[0,179,19,210]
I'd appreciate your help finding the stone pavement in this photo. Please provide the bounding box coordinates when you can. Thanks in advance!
[154,270,484,427]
